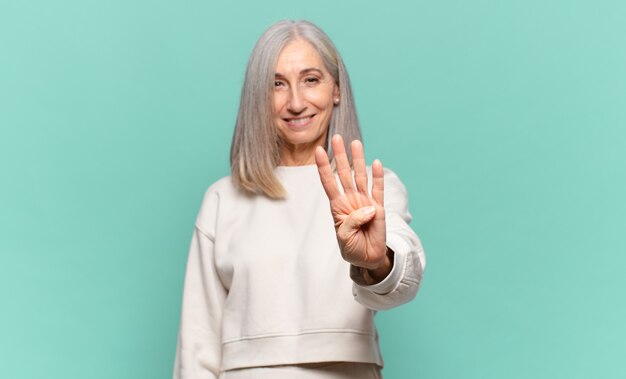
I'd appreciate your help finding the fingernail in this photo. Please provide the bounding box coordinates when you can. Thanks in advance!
[363,206,376,216]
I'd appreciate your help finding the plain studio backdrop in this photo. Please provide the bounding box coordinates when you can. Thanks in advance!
[1,1,625,378]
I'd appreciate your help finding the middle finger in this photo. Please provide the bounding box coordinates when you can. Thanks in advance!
[351,140,368,195]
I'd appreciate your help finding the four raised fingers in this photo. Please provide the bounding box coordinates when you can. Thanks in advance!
[315,134,385,206]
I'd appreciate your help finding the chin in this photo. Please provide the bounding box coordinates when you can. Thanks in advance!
[279,127,328,147]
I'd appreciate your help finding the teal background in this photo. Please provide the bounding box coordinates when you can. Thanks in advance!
[1,0,625,378]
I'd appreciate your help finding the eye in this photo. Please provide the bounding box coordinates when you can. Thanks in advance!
[304,76,320,85]
[274,80,285,88]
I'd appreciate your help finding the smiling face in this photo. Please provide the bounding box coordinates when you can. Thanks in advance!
[273,39,339,165]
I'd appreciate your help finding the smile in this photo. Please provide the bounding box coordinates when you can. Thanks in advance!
[285,115,315,127]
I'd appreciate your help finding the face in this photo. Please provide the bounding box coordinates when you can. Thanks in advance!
[273,39,339,159]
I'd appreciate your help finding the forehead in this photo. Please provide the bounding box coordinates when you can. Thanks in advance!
[275,39,325,73]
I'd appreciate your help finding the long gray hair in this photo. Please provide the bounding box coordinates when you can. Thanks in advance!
[230,20,362,198]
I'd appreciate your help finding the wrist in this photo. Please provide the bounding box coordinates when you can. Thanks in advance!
[350,248,395,285]
[368,248,394,282]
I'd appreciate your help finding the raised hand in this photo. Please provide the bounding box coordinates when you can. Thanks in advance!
[315,135,392,282]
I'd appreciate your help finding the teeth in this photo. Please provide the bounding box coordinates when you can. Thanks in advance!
[288,116,312,125]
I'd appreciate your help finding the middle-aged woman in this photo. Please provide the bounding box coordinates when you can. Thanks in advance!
[174,19,425,379]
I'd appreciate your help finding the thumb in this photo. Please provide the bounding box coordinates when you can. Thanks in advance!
[343,206,377,230]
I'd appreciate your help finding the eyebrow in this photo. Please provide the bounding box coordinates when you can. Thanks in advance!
[275,68,325,78]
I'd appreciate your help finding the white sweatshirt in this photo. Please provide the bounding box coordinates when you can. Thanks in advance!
[173,165,425,379]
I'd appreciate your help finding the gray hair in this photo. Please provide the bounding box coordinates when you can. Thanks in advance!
[230,19,362,198]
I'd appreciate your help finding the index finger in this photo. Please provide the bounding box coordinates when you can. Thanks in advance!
[315,146,340,200]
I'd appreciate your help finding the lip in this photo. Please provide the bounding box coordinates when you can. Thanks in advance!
[283,114,316,128]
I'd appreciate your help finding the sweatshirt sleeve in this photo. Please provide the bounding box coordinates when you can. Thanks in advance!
[352,168,426,311]
[173,191,226,379]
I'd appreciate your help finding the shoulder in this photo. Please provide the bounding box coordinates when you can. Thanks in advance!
[204,175,236,197]
[198,176,235,207]
[366,166,408,198]
[363,166,409,197]
[379,167,411,218]
[382,167,407,191]
[195,176,239,236]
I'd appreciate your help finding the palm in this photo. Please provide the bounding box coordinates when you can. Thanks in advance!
[315,135,387,270]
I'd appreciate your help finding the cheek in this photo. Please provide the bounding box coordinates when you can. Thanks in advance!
[273,92,287,114]
[305,89,334,110]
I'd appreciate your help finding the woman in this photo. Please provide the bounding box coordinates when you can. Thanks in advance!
[173,20,425,379]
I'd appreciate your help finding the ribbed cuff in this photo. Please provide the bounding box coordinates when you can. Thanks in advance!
[354,234,410,295]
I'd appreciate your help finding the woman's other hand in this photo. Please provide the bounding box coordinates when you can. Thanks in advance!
[315,135,393,283]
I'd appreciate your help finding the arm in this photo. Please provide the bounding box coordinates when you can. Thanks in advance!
[173,193,226,379]
[315,135,425,311]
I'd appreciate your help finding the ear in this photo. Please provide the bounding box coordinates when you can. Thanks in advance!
[333,84,340,98]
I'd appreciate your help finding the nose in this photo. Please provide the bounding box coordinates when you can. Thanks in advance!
[287,86,306,114]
